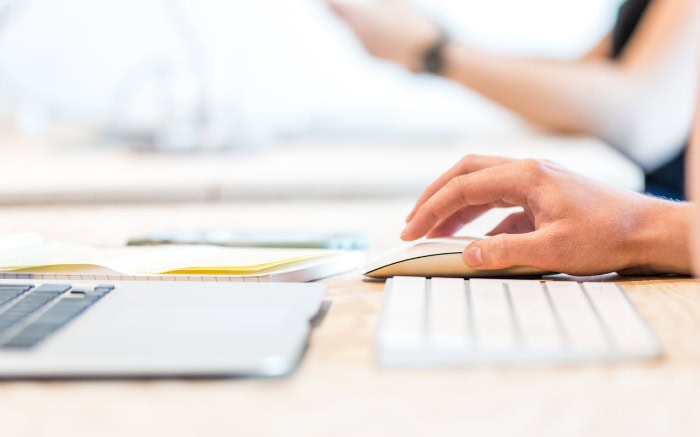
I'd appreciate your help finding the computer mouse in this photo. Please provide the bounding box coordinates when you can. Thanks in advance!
[363,236,550,279]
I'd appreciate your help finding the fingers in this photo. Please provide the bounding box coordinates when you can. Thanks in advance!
[486,211,534,236]
[407,201,520,240]
[405,155,513,223]
[463,231,549,270]
[402,159,546,240]
[424,205,492,238]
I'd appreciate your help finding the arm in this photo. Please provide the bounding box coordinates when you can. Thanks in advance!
[330,0,700,170]
[401,154,691,276]
[580,33,612,61]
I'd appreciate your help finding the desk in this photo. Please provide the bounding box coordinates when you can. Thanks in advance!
[1,201,699,437]
[0,127,643,204]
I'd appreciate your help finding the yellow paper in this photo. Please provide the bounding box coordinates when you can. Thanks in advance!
[0,243,334,276]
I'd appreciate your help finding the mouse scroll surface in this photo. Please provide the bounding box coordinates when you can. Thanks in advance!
[363,236,549,279]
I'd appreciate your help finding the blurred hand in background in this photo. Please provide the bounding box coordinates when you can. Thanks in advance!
[328,0,440,72]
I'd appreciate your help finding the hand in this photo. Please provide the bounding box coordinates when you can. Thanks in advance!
[402,155,691,276]
[328,0,440,72]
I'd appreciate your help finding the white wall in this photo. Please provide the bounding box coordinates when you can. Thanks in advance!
[0,0,620,148]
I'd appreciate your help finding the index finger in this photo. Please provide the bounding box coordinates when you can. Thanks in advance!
[401,160,539,240]
[405,155,513,222]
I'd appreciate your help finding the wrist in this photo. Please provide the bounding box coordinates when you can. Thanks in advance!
[624,198,692,275]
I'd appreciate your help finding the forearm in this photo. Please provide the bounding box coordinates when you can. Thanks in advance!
[441,42,633,135]
[624,198,692,275]
[441,41,698,170]
[332,0,700,169]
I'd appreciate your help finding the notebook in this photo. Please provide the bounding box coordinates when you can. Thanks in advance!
[0,233,363,282]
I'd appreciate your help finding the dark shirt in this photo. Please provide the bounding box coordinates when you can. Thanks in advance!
[611,0,686,200]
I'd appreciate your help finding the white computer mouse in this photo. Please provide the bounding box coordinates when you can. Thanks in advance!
[363,236,550,279]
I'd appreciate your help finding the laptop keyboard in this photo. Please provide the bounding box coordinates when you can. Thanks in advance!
[0,283,114,349]
[376,277,661,366]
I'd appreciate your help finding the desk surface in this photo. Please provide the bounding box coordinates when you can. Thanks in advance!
[1,201,699,437]
[0,127,643,205]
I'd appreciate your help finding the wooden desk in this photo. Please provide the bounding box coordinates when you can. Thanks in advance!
[0,127,643,205]
[1,201,699,437]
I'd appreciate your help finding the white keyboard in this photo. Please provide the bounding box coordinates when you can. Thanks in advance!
[376,277,661,366]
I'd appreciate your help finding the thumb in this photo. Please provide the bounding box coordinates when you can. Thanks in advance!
[463,232,546,270]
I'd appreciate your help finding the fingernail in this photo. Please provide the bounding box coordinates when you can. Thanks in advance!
[464,246,483,266]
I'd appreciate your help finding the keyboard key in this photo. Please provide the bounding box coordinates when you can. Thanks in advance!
[0,291,26,307]
[531,281,609,356]
[427,278,470,349]
[506,280,562,353]
[0,290,26,297]
[583,283,659,356]
[0,284,33,291]
[0,287,66,334]
[470,279,516,353]
[94,284,115,293]
[2,292,107,349]
[379,276,427,349]
[33,284,71,294]
[0,285,33,306]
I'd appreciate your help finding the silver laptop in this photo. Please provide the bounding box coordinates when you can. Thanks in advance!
[0,279,325,378]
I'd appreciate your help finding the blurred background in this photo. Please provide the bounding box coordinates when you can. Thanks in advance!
[0,0,618,151]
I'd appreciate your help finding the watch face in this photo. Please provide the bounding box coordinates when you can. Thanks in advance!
[423,35,447,74]
[425,52,441,74]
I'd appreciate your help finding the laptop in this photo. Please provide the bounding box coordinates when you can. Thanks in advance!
[0,278,325,378]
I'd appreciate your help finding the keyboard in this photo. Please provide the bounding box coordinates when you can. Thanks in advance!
[376,277,661,366]
[0,283,114,349]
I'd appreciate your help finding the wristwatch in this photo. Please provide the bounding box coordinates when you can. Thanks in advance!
[422,30,450,75]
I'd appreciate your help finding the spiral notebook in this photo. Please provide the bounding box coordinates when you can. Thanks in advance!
[0,233,363,282]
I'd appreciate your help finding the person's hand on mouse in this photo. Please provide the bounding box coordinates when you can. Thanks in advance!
[327,0,440,72]
[401,155,691,276]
